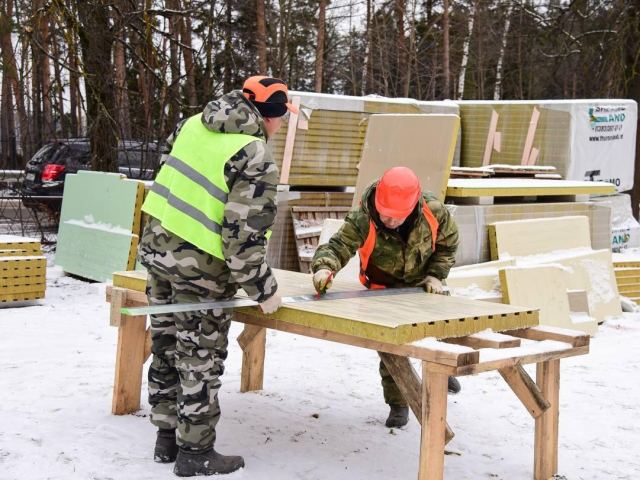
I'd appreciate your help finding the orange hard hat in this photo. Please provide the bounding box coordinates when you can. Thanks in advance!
[242,76,299,115]
[375,167,421,218]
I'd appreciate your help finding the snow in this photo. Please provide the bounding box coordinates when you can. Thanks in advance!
[479,340,573,362]
[470,329,516,342]
[410,337,475,353]
[63,215,136,236]
[1,277,640,479]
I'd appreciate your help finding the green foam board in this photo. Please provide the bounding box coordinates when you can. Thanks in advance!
[55,171,142,282]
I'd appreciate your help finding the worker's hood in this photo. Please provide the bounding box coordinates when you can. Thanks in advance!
[359,180,379,217]
[201,90,269,140]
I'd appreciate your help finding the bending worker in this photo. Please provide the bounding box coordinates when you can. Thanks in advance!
[310,166,461,428]
[137,76,296,477]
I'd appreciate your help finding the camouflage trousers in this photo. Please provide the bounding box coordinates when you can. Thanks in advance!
[146,266,235,451]
[379,361,407,407]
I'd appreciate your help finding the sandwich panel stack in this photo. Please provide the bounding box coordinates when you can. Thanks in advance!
[612,254,640,304]
[0,235,46,302]
[268,92,460,187]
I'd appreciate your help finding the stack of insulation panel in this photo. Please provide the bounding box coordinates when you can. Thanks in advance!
[0,235,46,303]
[612,254,640,304]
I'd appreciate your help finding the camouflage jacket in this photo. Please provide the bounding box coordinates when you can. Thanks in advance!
[138,91,279,302]
[311,181,459,287]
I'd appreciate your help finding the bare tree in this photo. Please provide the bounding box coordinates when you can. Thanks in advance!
[314,0,326,92]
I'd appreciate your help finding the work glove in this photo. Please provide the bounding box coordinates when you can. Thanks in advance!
[313,269,334,293]
[417,275,444,295]
[259,294,282,314]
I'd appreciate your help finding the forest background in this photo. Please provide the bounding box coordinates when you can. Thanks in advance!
[1,0,639,176]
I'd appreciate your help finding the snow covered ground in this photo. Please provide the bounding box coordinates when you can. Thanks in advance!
[1,268,639,480]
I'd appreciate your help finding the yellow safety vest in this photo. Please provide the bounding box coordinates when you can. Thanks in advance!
[142,113,262,260]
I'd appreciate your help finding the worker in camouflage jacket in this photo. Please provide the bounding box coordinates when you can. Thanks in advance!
[137,76,298,477]
[310,167,461,428]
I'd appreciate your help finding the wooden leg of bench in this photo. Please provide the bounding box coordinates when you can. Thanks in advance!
[534,360,560,480]
[418,364,448,480]
[379,352,455,444]
[112,314,147,415]
[238,324,266,393]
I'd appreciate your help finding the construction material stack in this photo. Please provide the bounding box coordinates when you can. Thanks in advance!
[0,235,46,303]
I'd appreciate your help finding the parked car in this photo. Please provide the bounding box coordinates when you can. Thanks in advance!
[21,138,161,199]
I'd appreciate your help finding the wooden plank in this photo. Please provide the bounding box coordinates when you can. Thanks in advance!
[112,313,147,415]
[489,216,591,260]
[143,328,152,363]
[291,206,352,213]
[482,110,499,166]
[353,115,460,206]
[110,287,127,327]
[500,266,598,336]
[378,352,454,444]
[279,96,301,184]
[521,107,541,166]
[499,365,550,419]
[443,332,521,349]
[502,326,590,348]
[418,366,448,480]
[239,325,267,392]
[534,360,560,480]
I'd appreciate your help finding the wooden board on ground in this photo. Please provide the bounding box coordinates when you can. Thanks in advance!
[446,178,615,200]
[114,269,538,344]
[489,216,591,260]
[352,114,460,206]
[500,266,598,335]
[55,171,144,282]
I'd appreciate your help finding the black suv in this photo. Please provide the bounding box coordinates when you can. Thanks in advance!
[21,139,160,198]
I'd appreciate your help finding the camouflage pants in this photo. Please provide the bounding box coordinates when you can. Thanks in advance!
[146,266,235,451]
[379,360,407,407]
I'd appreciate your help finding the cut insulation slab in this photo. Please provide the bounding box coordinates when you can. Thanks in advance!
[500,266,598,336]
[352,114,460,204]
[489,216,592,260]
[446,178,615,198]
[55,171,144,282]
[114,269,538,345]
[612,253,640,268]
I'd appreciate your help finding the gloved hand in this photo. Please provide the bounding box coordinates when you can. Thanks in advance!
[313,269,334,293]
[417,275,444,294]
[259,294,282,314]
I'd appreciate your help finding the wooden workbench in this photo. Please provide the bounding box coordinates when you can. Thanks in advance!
[106,270,589,480]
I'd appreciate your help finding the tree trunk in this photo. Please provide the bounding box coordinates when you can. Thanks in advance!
[396,0,406,96]
[364,0,374,94]
[443,0,450,99]
[257,0,268,75]
[76,1,118,172]
[224,0,232,91]
[167,0,181,128]
[113,4,132,139]
[457,1,476,100]
[404,0,417,97]
[493,0,513,100]
[51,25,68,138]
[314,0,326,92]
[477,3,484,99]
[182,15,198,109]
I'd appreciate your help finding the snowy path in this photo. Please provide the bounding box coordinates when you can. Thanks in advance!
[0,274,639,480]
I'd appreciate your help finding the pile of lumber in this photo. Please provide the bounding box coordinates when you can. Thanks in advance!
[449,165,560,179]
[0,235,46,303]
[447,216,623,335]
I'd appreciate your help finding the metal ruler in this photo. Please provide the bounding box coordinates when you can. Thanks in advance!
[121,287,427,316]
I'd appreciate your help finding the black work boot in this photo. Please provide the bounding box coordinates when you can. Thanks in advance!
[448,376,461,395]
[154,428,179,463]
[173,447,245,477]
[385,405,409,428]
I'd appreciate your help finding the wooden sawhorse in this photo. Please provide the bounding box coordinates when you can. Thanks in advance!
[107,285,589,480]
